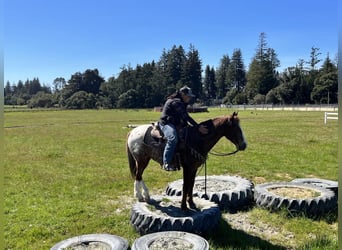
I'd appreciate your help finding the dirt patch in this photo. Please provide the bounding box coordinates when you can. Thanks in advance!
[148,236,194,250]
[253,176,266,184]
[106,195,135,214]
[275,173,293,181]
[223,212,296,249]
[269,187,320,199]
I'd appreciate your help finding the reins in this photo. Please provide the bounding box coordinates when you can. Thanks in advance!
[186,129,240,199]
[209,149,239,156]
[198,149,238,198]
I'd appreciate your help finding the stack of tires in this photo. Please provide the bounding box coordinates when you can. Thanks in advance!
[130,175,255,236]
[129,175,255,250]
[130,175,337,235]
[52,177,337,249]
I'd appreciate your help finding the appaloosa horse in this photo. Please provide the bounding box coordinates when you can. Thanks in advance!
[126,112,247,210]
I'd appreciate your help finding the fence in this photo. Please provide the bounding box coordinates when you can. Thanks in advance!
[220,104,338,112]
[324,112,338,124]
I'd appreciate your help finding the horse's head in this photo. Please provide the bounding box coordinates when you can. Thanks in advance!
[223,112,247,151]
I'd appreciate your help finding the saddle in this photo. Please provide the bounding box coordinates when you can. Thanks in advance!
[150,122,165,140]
[146,122,182,170]
[150,122,187,143]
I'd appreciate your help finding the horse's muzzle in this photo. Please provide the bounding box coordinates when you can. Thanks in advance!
[238,142,247,151]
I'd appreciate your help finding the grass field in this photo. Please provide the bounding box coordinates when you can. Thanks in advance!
[4,108,338,249]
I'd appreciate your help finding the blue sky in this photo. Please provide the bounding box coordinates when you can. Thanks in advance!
[4,0,338,86]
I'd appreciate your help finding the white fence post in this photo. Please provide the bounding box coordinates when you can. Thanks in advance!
[324,112,338,124]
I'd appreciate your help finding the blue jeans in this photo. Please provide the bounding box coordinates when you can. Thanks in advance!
[159,123,178,165]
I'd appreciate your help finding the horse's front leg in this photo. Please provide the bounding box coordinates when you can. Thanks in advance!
[186,170,197,209]
[181,169,190,210]
[181,168,197,210]
[181,186,188,210]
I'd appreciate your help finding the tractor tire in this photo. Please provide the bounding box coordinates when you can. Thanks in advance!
[131,231,209,250]
[290,178,338,196]
[50,233,129,250]
[254,182,337,216]
[130,195,220,235]
[166,175,254,212]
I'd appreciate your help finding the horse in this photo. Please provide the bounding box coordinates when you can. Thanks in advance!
[126,112,247,210]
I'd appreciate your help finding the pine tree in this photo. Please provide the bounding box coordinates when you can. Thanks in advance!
[246,32,280,103]
[203,65,216,100]
[183,44,202,98]
[307,47,322,71]
[227,49,246,92]
[215,55,230,99]
[311,54,338,104]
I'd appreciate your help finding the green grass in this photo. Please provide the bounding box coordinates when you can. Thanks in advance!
[4,108,338,249]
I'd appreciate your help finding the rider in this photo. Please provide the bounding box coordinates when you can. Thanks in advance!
[159,85,208,171]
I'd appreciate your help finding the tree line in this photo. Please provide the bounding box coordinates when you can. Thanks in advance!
[4,33,338,109]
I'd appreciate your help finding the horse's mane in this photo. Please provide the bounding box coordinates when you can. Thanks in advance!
[187,113,239,147]
[199,114,239,133]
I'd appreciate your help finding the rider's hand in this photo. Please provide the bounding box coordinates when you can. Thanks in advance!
[198,125,208,134]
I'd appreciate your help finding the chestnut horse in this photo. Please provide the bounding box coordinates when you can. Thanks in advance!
[126,112,247,210]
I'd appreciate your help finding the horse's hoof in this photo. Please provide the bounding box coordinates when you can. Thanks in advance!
[188,202,196,210]
[137,197,145,202]
[181,204,188,211]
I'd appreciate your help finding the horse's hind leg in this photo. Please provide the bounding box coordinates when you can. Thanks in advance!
[134,180,144,202]
[140,180,150,202]
[134,158,150,202]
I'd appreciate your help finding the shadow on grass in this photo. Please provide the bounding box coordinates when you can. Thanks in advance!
[204,218,287,250]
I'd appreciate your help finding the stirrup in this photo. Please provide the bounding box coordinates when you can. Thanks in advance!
[162,164,177,171]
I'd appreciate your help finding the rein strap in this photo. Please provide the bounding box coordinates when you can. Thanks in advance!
[209,149,239,156]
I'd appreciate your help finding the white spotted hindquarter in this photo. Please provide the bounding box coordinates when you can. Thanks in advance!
[127,124,151,157]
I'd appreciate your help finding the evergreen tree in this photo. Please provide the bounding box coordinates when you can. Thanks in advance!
[307,47,322,71]
[227,49,246,92]
[311,54,338,104]
[165,45,187,89]
[246,32,280,103]
[183,44,202,99]
[4,81,13,105]
[215,54,230,99]
[203,65,216,100]
[224,49,247,104]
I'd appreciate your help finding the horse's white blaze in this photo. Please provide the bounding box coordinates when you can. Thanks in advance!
[239,124,247,146]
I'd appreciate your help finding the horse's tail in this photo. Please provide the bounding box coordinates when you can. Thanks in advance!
[126,133,137,179]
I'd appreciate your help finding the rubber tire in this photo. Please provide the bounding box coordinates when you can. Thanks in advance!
[254,182,337,216]
[50,233,129,250]
[165,175,254,212]
[290,178,338,196]
[130,195,221,235]
[132,231,209,250]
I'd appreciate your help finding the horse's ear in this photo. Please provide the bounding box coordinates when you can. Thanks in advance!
[232,112,238,117]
